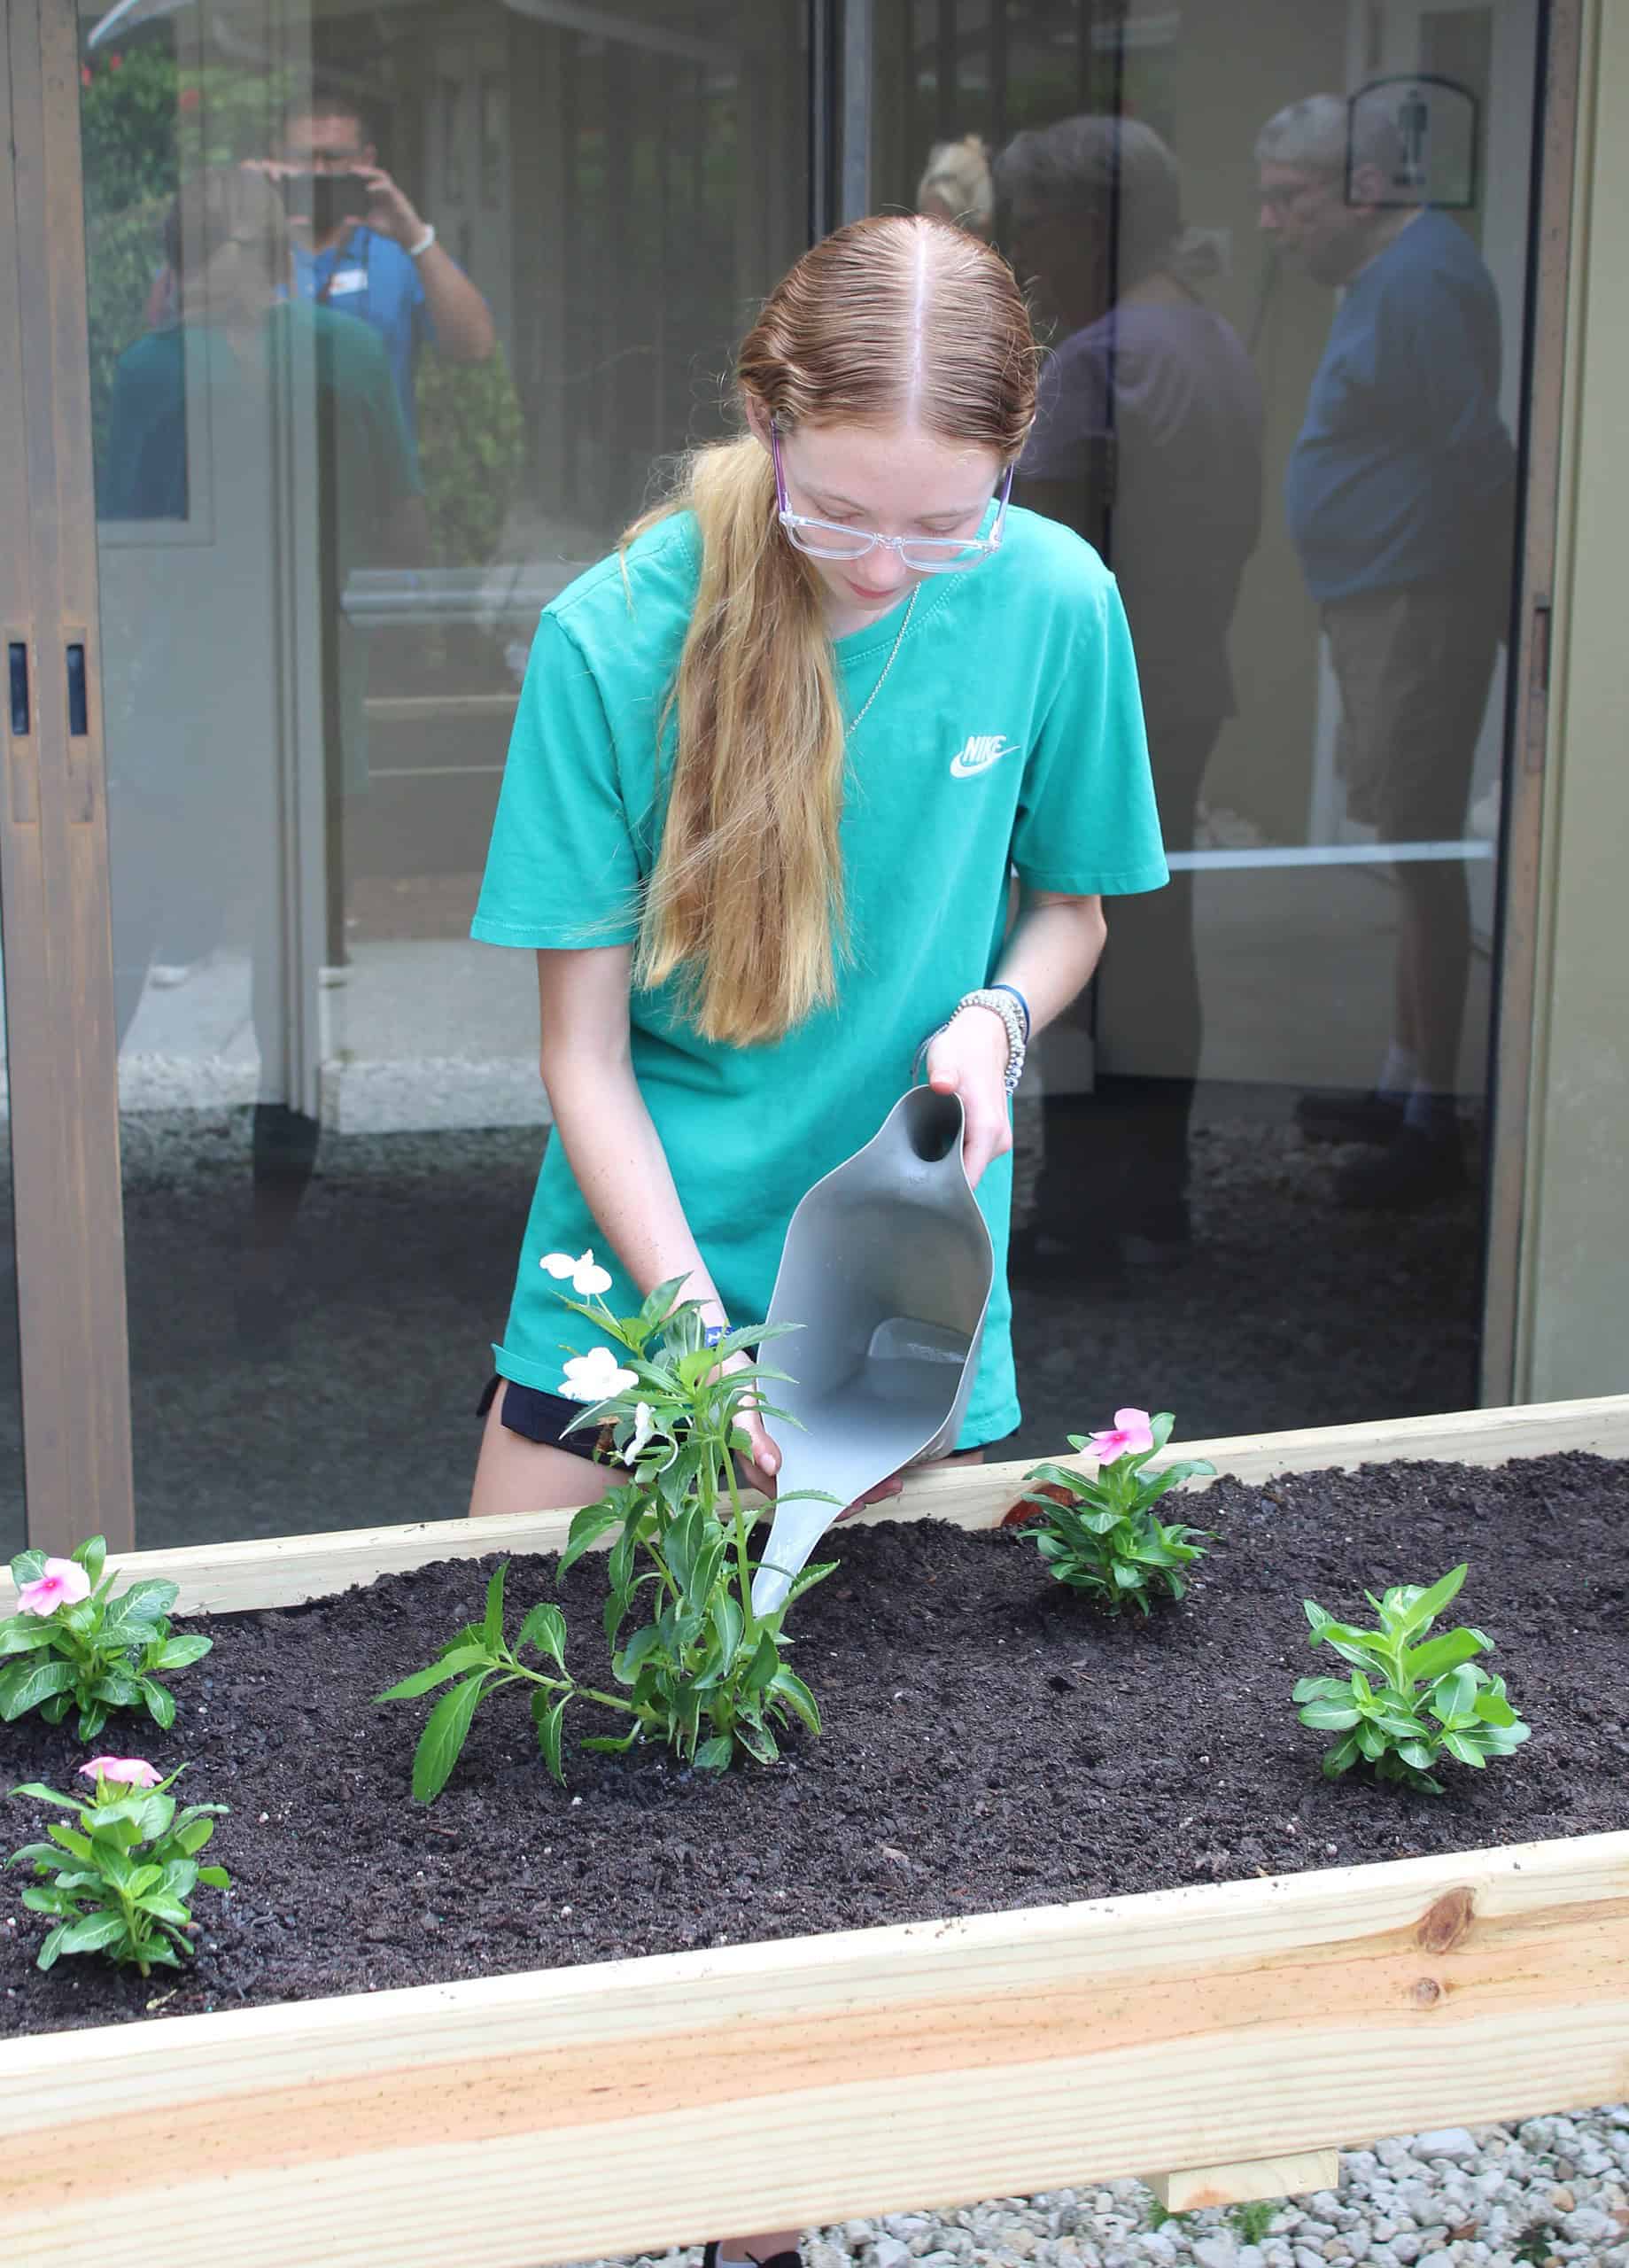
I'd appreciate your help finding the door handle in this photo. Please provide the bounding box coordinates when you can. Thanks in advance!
[61,624,95,821]
[4,627,38,825]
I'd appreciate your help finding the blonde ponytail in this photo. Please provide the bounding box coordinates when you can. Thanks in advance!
[626,438,849,1042]
[626,215,1037,1047]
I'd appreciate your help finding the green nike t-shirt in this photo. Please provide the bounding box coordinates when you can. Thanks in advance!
[472,503,1167,1445]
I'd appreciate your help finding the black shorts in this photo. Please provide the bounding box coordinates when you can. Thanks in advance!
[478,1375,1013,1468]
[477,1375,612,1464]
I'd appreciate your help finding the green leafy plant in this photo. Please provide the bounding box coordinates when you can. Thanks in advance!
[376,1559,626,1803]
[6,1757,229,1977]
[1015,1406,1215,1614]
[1295,1563,1532,1794]
[1,1536,212,1741]
[1230,2199,1279,2244]
[378,1256,835,1798]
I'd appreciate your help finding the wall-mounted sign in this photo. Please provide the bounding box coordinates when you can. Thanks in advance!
[1348,74,1478,210]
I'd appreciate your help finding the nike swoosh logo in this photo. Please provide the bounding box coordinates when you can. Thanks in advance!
[950,735,1018,779]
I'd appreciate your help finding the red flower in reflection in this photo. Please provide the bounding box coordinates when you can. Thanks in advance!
[178,86,201,111]
[81,63,91,85]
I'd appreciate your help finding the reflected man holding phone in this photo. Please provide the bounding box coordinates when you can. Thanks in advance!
[251,88,496,449]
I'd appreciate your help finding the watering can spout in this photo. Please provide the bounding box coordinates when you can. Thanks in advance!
[747,1085,994,1621]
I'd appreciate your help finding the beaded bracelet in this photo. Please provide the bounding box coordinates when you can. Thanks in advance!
[914,989,1028,1097]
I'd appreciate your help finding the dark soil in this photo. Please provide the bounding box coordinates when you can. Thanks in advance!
[4,1451,1625,2040]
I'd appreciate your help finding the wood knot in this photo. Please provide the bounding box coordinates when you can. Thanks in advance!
[1410,1975,1444,2007]
[1416,1886,1476,1953]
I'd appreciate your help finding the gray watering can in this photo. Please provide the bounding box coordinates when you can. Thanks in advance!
[749,1084,995,1618]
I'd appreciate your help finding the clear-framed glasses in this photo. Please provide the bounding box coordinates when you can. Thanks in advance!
[770,426,1013,573]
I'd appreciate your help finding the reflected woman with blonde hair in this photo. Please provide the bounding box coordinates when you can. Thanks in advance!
[469,212,1165,1541]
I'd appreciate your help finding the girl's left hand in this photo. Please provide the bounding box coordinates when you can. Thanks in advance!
[925,1008,1013,1185]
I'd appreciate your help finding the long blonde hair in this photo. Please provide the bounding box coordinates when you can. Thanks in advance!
[626,214,1037,1045]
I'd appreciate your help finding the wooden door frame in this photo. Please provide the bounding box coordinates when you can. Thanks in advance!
[0,0,135,1554]
[1478,0,1584,1404]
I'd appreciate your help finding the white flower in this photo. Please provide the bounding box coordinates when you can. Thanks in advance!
[621,1402,655,1465]
[540,1248,614,1296]
[560,1345,639,1402]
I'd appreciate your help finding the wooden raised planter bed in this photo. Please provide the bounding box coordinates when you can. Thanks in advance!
[4,1395,1628,2268]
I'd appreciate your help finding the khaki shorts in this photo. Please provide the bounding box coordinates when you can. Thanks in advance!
[1323,579,1503,843]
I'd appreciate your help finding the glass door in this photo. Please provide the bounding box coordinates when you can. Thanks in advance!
[869,0,1549,1450]
[61,0,810,1546]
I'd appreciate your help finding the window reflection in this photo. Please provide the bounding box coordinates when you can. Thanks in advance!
[873,1,1535,1443]
[78,0,807,1543]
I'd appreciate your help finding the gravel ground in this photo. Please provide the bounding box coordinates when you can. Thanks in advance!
[556,2109,1629,2268]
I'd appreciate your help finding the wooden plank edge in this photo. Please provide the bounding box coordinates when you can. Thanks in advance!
[1147,2148,1340,2212]
[4,1826,1625,2083]
[3,1829,1626,2268]
[4,1393,1626,1615]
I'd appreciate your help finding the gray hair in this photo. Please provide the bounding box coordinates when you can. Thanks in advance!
[1254,92,1404,182]
[993,115,1192,285]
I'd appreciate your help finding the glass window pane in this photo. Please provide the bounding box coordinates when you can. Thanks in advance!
[872,0,1535,1446]
[77,0,808,1545]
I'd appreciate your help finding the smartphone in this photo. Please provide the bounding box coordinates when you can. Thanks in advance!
[277,167,373,234]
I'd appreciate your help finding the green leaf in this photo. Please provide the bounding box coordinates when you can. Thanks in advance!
[1321,1731,1362,1777]
[47,1824,96,1863]
[57,1910,130,1956]
[89,1673,143,1706]
[175,1817,215,1855]
[136,1893,194,1925]
[533,1693,570,1787]
[580,1727,642,1756]
[375,1646,493,1703]
[35,1924,66,1972]
[516,1602,568,1671]
[1356,1720,1386,1760]
[1404,1628,1486,1683]
[1428,1666,1478,1725]
[1474,1683,1519,1729]
[149,1634,212,1671]
[558,1499,624,1578]
[411,1673,490,1804]
[767,1666,821,1736]
[694,1735,734,1772]
[1299,1698,1361,1730]
[100,1581,180,1642]
[0,1656,75,1720]
[197,1865,230,1890]
[710,1593,743,1671]
[1440,1729,1486,1768]
[0,1618,60,1657]
[783,1560,838,1608]
[73,1537,108,1589]
[1396,1564,1469,1636]
[137,1677,176,1730]
[482,1563,508,1651]
[733,1718,780,1766]
[5,1781,77,1807]
[10,1550,47,1587]
[743,1630,780,1696]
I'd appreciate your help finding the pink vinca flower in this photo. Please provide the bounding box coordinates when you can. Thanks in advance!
[16,1557,91,1617]
[560,1345,639,1402]
[1088,1408,1155,1465]
[77,1757,163,1790]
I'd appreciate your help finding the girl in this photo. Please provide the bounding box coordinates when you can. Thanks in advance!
[467,208,1165,2268]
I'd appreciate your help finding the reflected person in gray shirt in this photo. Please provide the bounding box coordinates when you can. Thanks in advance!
[1259,94,1516,1211]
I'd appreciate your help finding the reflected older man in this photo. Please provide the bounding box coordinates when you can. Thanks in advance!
[1258,95,1516,1209]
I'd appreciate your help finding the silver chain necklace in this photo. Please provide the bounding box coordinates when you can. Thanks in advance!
[844,585,919,739]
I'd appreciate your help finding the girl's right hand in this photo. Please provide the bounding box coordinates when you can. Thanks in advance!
[718,1349,781,1497]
